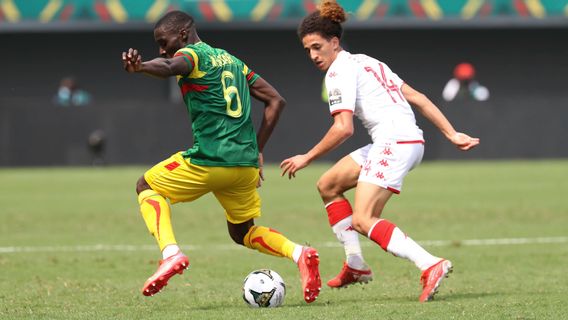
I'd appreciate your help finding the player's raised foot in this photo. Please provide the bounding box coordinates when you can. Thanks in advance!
[419,259,453,302]
[297,247,321,303]
[142,252,189,296]
[327,262,373,288]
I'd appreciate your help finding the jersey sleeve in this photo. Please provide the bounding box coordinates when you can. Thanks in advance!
[229,54,260,86]
[325,62,357,115]
[242,64,260,86]
[174,47,197,75]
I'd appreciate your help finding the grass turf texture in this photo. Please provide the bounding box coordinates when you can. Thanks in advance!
[1,161,567,319]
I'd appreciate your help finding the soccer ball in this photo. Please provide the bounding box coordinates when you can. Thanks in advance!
[242,269,286,308]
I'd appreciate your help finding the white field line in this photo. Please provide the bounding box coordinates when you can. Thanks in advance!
[1,236,567,254]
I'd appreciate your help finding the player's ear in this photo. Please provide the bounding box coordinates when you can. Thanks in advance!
[331,37,340,50]
[180,28,188,41]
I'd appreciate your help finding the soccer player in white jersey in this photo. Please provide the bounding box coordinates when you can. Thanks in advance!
[280,0,480,302]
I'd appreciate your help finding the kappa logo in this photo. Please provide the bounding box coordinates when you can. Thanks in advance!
[376,171,385,180]
[382,147,393,155]
[328,71,338,78]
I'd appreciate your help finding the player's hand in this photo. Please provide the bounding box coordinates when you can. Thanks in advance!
[122,48,143,73]
[257,153,264,188]
[450,132,480,151]
[280,154,310,179]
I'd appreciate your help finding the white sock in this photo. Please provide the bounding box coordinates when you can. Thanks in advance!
[332,216,366,270]
[292,245,303,263]
[162,244,180,259]
[386,228,441,271]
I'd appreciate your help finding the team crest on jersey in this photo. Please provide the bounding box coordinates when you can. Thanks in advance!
[328,88,342,106]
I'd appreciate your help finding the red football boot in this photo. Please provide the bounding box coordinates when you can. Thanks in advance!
[142,252,189,296]
[297,247,321,303]
[419,259,453,302]
[327,262,373,288]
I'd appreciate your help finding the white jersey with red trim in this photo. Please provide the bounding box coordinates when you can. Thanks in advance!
[325,50,423,143]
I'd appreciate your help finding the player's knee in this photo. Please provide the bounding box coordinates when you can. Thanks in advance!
[230,230,246,246]
[351,215,368,235]
[228,223,253,246]
[316,175,335,198]
[135,176,150,195]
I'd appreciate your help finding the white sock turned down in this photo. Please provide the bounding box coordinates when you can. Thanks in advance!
[332,216,367,270]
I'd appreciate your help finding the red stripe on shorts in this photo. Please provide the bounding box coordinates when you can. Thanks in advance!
[396,140,425,144]
[387,186,400,194]
[164,161,180,171]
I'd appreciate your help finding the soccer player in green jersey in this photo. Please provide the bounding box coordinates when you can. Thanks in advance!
[121,11,321,303]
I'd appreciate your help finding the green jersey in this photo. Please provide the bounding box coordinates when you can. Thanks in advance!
[173,42,260,167]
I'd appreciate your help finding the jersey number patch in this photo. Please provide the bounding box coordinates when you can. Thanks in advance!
[221,70,243,118]
[364,64,405,104]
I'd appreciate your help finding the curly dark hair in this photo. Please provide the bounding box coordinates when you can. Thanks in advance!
[297,0,347,40]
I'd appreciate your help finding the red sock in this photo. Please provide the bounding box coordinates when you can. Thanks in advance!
[368,219,396,251]
[368,219,440,270]
[326,199,353,226]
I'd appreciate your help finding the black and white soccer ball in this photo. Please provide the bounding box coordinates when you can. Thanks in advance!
[242,269,286,308]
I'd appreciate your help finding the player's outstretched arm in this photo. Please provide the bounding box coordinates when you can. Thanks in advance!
[280,111,354,179]
[121,48,190,78]
[402,83,480,151]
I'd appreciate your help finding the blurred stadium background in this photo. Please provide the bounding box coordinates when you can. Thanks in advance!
[1,0,567,166]
[1,2,568,318]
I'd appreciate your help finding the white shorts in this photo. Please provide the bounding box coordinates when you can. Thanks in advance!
[349,141,424,194]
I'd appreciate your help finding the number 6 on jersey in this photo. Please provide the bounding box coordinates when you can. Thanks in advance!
[222,70,243,118]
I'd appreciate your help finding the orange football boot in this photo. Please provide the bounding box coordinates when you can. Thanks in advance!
[419,259,452,302]
[297,247,321,303]
[142,252,189,296]
[327,262,373,288]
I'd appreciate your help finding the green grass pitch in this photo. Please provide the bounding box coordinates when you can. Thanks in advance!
[1,160,567,319]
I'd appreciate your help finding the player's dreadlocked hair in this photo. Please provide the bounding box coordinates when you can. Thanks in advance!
[154,10,195,33]
[297,0,347,40]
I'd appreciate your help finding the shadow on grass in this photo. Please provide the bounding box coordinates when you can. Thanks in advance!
[189,300,332,311]
[185,290,502,311]
[440,291,501,302]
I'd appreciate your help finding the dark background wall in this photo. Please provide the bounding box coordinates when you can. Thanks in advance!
[1,28,567,166]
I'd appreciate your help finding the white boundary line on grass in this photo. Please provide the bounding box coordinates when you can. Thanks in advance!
[1,236,567,254]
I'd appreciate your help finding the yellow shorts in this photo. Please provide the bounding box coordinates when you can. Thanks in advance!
[144,152,261,224]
